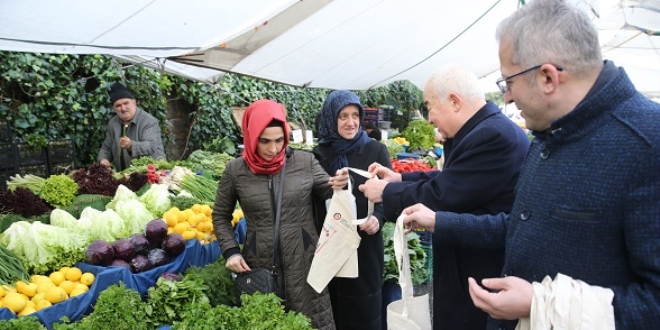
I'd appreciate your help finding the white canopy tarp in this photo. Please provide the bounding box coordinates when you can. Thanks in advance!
[1,0,658,93]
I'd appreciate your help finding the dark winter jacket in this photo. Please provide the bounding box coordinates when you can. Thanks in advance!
[213,148,336,330]
[313,140,392,330]
[437,62,660,330]
[383,101,530,330]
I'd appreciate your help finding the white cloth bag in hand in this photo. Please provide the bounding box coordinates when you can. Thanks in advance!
[386,213,432,330]
[307,167,373,293]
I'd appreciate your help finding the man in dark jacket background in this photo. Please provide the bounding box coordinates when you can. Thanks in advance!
[359,64,530,330]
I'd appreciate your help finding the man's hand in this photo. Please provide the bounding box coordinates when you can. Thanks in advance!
[367,162,402,182]
[468,276,532,320]
[402,203,436,233]
[100,159,112,168]
[119,136,132,149]
[358,178,388,203]
[359,215,380,235]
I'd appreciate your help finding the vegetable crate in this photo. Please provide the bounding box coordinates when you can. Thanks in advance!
[16,142,47,167]
[47,139,77,175]
[0,120,11,144]
[0,143,18,191]
[18,163,48,178]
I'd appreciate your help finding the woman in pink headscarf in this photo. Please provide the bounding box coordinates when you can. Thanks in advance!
[212,99,347,330]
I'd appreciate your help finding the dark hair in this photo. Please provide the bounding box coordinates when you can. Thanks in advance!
[266,119,284,128]
[364,121,376,129]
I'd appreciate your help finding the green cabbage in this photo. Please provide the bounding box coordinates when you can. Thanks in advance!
[138,183,172,217]
[106,184,138,210]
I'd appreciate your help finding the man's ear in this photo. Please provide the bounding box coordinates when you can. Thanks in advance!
[448,93,461,110]
[539,64,561,94]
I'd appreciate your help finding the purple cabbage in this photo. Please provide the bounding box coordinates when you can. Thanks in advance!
[145,219,168,246]
[112,238,136,262]
[161,233,186,257]
[129,255,153,273]
[147,248,170,268]
[129,233,151,255]
[85,240,115,266]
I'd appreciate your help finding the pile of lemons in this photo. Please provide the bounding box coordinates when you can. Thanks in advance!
[0,266,95,316]
[162,204,216,244]
[392,137,410,146]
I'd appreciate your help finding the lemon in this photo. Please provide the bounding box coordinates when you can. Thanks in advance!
[49,271,66,286]
[31,292,46,304]
[173,222,189,235]
[169,206,181,213]
[163,212,178,227]
[195,229,207,241]
[69,287,87,297]
[17,306,36,316]
[183,209,195,221]
[191,204,202,214]
[64,267,82,282]
[35,300,52,311]
[4,292,27,313]
[181,230,196,240]
[37,282,55,294]
[73,283,89,293]
[199,204,212,216]
[167,227,174,234]
[58,266,71,275]
[58,280,75,295]
[22,283,38,298]
[0,285,6,298]
[15,281,28,295]
[25,300,36,310]
[79,273,95,287]
[31,275,51,285]
[176,210,187,223]
[45,287,67,304]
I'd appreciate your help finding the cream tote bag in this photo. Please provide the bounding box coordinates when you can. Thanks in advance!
[386,213,432,330]
[307,167,373,293]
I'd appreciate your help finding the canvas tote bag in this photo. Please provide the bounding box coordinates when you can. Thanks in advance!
[307,167,373,293]
[386,213,432,330]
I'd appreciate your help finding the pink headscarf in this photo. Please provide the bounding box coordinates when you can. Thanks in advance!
[241,99,290,175]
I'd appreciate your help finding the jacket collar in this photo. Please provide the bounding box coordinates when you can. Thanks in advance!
[535,61,636,143]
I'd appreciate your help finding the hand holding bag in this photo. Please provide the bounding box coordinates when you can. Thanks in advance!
[386,213,432,330]
[234,161,286,304]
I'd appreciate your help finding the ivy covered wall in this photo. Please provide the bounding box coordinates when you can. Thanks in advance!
[0,52,424,167]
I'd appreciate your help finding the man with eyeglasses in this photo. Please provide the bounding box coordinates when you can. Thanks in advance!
[401,0,660,329]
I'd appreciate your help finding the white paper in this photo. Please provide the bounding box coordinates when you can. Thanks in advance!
[292,129,303,143]
[305,130,314,145]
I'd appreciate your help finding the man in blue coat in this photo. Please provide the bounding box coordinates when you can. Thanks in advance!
[360,64,530,330]
[402,0,660,328]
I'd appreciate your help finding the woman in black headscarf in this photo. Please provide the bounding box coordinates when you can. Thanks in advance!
[312,90,392,330]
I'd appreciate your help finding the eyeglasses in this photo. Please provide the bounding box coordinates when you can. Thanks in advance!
[495,64,563,93]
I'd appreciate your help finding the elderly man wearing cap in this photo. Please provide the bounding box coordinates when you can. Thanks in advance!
[98,82,166,171]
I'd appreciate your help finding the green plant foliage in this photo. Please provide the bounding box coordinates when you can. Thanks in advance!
[0,51,424,170]
[402,119,436,150]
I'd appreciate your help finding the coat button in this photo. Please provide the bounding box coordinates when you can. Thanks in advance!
[540,148,550,159]
[520,210,531,221]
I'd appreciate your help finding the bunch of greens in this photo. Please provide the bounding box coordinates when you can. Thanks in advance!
[187,150,234,180]
[52,283,150,330]
[183,257,235,306]
[385,139,405,158]
[39,174,79,208]
[382,222,429,285]
[402,119,435,151]
[172,293,313,330]
[0,316,46,330]
[203,136,237,155]
[145,275,210,327]
[24,133,48,151]
[179,174,218,203]
[6,174,46,194]
[169,194,204,211]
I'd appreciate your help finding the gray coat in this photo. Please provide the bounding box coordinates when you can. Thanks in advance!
[213,148,336,330]
[97,107,165,170]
